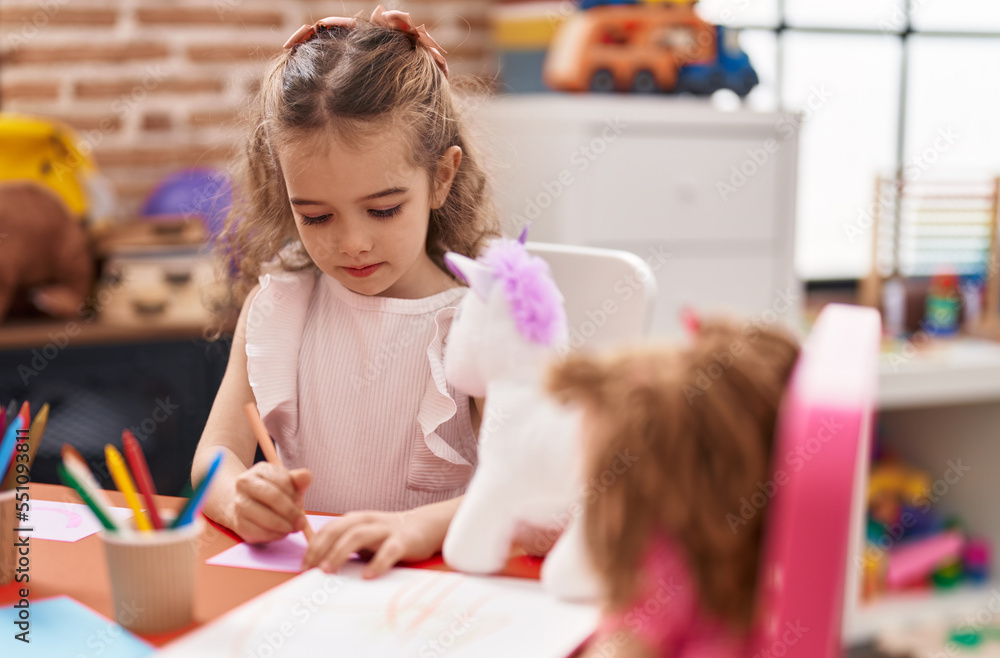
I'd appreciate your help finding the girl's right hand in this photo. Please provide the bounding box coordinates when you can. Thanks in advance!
[231,462,312,544]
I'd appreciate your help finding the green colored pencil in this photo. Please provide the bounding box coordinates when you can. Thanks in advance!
[56,462,120,532]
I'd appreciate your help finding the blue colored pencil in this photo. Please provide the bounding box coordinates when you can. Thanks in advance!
[0,416,25,485]
[171,449,224,528]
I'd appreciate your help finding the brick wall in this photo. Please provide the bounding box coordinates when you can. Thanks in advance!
[0,0,495,218]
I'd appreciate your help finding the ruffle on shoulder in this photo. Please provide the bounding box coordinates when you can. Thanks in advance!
[245,268,317,463]
[407,304,476,492]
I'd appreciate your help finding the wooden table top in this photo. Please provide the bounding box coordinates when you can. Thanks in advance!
[0,483,542,648]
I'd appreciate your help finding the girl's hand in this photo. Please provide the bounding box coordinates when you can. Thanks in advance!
[231,462,312,544]
[302,498,461,578]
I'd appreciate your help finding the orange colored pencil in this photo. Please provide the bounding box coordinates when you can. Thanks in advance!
[16,401,29,432]
[242,403,314,541]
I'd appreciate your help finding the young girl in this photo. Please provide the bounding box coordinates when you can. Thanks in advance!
[547,319,800,657]
[192,6,499,578]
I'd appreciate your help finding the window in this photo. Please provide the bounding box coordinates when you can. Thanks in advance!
[699,1,1000,280]
[783,34,901,279]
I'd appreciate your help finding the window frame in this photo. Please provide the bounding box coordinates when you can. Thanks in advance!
[719,0,1000,281]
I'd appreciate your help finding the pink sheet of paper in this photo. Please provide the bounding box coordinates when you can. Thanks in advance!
[206,515,344,573]
[28,501,135,542]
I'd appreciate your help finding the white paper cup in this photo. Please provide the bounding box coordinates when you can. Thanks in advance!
[100,515,202,634]
[0,490,14,585]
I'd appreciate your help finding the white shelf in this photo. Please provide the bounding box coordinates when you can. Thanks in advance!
[485,94,791,131]
[879,338,1000,410]
[845,585,999,645]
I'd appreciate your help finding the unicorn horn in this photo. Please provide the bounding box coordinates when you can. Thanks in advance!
[444,252,496,302]
[518,224,530,245]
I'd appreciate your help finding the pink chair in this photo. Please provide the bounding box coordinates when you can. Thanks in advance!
[748,304,881,657]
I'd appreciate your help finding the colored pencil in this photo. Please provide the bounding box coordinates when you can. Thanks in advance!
[61,445,103,490]
[56,462,120,532]
[1,403,49,492]
[242,402,314,541]
[121,429,164,530]
[5,401,31,480]
[0,416,24,488]
[0,406,6,437]
[171,448,224,528]
[105,445,152,532]
[61,444,123,526]
[16,401,29,433]
[61,446,125,533]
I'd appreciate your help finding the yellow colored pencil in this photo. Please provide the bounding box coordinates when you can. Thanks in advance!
[105,445,152,532]
[1,403,49,492]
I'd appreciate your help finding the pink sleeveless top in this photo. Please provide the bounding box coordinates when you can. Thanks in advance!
[245,268,477,514]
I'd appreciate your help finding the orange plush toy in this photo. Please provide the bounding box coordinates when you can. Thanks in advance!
[0,181,94,321]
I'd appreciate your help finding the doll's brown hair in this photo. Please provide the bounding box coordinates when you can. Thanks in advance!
[547,319,799,630]
[212,16,499,315]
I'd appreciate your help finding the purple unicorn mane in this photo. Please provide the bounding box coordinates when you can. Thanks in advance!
[481,238,566,346]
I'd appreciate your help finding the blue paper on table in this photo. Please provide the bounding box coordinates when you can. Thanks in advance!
[0,595,154,657]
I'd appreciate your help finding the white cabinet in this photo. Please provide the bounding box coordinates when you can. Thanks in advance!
[475,94,801,336]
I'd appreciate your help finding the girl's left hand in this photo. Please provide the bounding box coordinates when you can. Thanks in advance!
[301,497,461,578]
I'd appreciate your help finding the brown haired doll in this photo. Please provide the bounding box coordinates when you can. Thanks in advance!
[547,319,800,657]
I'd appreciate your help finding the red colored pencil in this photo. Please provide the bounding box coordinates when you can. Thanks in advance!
[0,406,6,437]
[121,429,165,530]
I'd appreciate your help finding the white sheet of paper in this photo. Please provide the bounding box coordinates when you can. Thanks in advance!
[26,502,134,542]
[159,562,599,658]
[206,514,341,572]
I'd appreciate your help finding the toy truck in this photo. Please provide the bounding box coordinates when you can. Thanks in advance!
[544,1,758,97]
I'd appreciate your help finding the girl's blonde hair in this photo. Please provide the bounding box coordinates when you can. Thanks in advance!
[547,320,800,631]
[213,18,499,316]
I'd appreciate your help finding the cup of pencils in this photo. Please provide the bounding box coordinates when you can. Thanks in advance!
[0,401,49,585]
[0,489,13,586]
[58,433,225,634]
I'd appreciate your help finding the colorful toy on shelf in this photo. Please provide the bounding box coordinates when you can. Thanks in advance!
[948,626,1000,650]
[544,0,758,96]
[886,531,964,589]
[859,176,1000,342]
[141,168,232,242]
[961,274,984,328]
[878,623,1000,655]
[924,269,961,336]
[867,460,933,530]
[0,182,94,322]
[931,559,964,589]
[0,113,98,219]
[863,453,991,600]
[862,546,887,601]
[963,538,992,585]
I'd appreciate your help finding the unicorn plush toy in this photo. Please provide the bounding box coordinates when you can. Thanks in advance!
[442,228,601,601]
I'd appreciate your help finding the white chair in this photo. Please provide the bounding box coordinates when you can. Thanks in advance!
[526,241,657,349]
